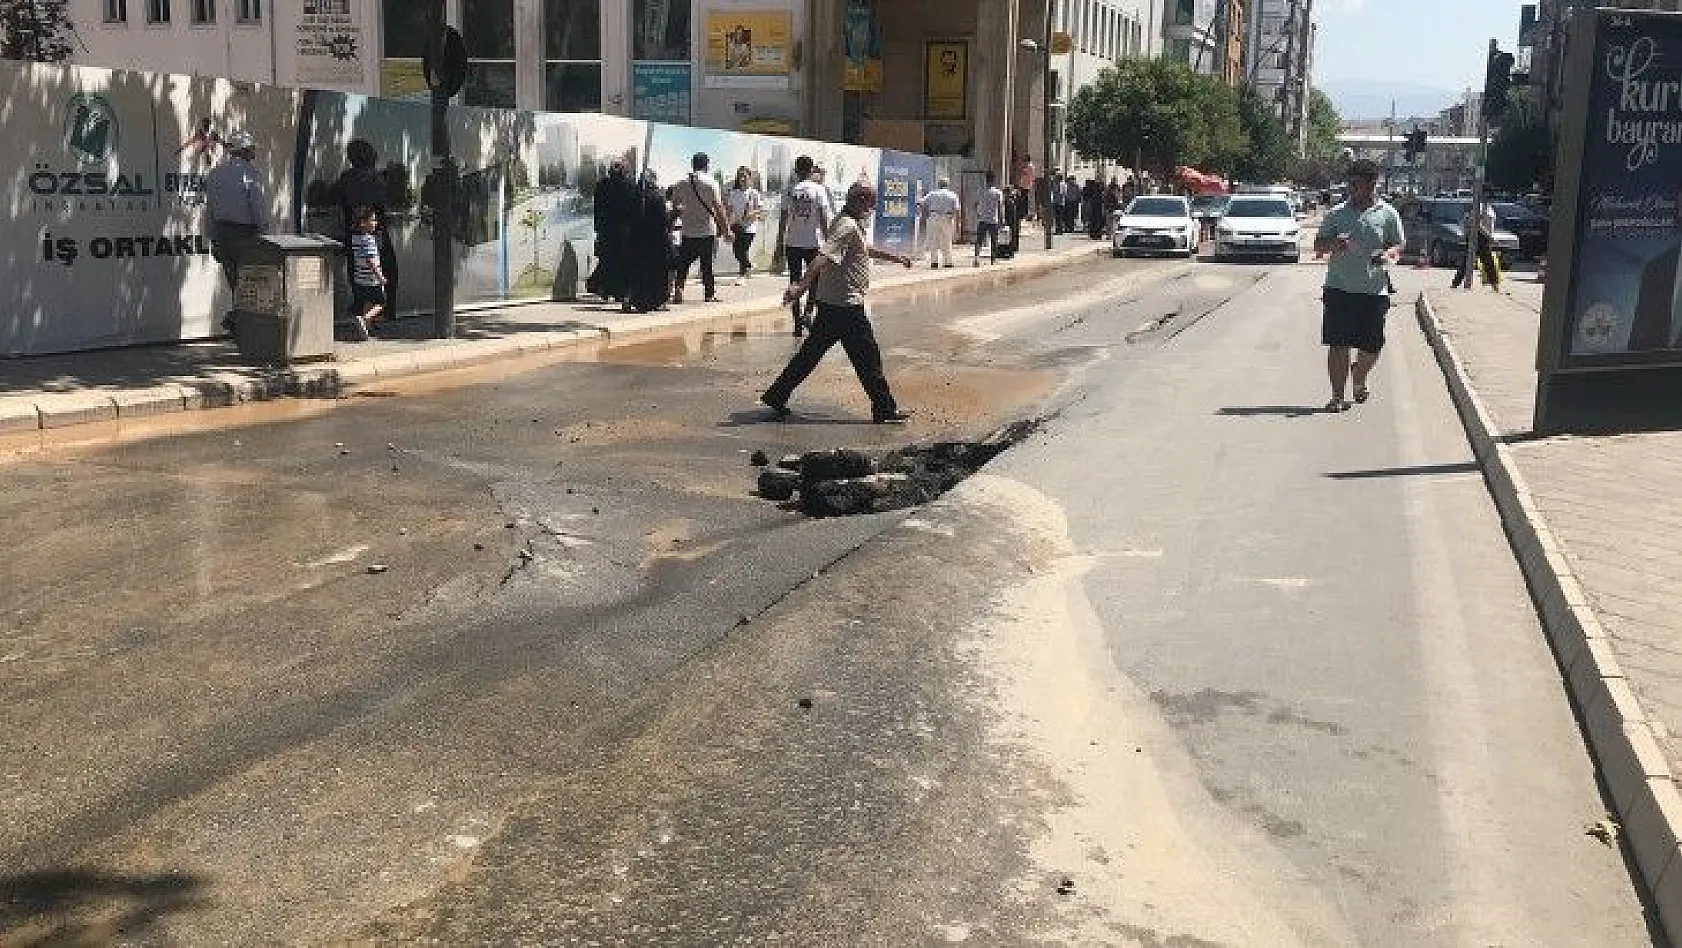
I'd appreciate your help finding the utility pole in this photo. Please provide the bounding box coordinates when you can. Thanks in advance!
[425,1,463,338]
[1384,99,1396,193]
[1042,0,1054,251]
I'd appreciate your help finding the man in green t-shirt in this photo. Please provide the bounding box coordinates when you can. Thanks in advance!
[1312,159,1405,412]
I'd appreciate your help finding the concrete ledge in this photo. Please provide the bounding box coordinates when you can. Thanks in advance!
[0,397,41,433]
[38,393,117,428]
[111,385,190,419]
[1417,290,1681,940]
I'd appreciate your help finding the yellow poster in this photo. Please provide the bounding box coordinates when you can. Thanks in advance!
[704,11,793,87]
[380,58,430,101]
[925,42,968,119]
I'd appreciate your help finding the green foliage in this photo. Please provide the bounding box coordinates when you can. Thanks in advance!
[1487,88,1550,193]
[1305,88,1343,159]
[0,0,71,62]
[1234,84,1295,183]
[1065,57,1246,175]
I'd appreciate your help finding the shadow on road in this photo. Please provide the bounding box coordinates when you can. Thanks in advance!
[1323,461,1480,480]
[1215,405,1326,419]
[0,870,207,944]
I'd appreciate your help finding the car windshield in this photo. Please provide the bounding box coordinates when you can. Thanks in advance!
[1224,199,1293,218]
[1191,195,1229,212]
[1128,198,1186,216]
[1493,202,1535,220]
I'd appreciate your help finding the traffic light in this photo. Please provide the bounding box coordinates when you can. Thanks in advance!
[1403,128,1427,162]
[1483,46,1516,119]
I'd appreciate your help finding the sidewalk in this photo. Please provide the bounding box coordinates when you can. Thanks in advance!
[1416,270,1682,932]
[0,233,1107,434]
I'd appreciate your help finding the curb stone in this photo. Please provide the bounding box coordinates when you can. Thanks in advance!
[1415,291,1682,937]
[1,244,1108,435]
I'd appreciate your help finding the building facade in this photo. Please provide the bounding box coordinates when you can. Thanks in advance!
[1245,0,1312,151]
[61,0,1281,181]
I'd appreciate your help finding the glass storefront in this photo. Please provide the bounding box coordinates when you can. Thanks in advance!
[463,0,516,108]
[547,0,602,112]
[634,0,691,62]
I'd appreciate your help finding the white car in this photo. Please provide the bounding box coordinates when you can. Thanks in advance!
[1111,195,1196,258]
[1213,195,1302,263]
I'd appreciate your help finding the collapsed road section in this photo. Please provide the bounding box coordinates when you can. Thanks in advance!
[751,420,1042,517]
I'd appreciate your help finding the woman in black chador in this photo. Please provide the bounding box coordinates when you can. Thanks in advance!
[1082,178,1106,240]
[623,171,674,313]
[586,160,636,302]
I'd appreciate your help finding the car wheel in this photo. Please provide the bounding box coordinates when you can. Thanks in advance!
[1111,249,1124,258]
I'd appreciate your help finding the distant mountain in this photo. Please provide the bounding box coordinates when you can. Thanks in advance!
[1317,79,1461,120]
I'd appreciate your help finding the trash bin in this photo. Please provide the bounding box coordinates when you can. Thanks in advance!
[229,234,342,364]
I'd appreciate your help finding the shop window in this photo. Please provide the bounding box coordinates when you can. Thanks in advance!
[105,0,127,22]
[547,0,602,112]
[1174,0,1194,27]
[634,0,691,61]
[191,0,214,25]
[383,0,432,58]
[546,62,602,112]
[237,0,259,22]
[147,0,171,24]
[463,0,515,59]
[463,0,515,107]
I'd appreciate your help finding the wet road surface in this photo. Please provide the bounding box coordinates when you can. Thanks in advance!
[0,254,1658,944]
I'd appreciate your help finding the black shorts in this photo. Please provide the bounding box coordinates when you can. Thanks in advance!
[353,283,387,311]
[1321,287,1389,353]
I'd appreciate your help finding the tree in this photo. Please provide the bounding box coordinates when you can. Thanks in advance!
[0,0,72,62]
[1487,88,1550,194]
[1304,87,1343,159]
[1234,84,1295,183]
[1066,57,1245,176]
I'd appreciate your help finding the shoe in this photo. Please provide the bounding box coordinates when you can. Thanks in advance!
[221,315,235,334]
[1323,397,1350,413]
[760,395,791,420]
[1353,386,1370,404]
[672,291,684,304]
[872,410,912,424]
[705,295,721,303]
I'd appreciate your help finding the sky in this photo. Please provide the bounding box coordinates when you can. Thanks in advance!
[1312,0,1530,90]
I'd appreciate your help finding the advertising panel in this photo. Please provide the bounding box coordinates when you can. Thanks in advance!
[925,42,968,119]
[873,150,934,257]
[704,11,794,89]
[843,0,884,93]
[1553,12,1682,368]
[286,0,373,92]
[633,62,693,126]
[0,60,300,356]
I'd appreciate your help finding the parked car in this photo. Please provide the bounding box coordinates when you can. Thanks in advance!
[1112,195,1196,258]
[1212,195,1302,262]
[1402,197,1521,268]
[1493,201,1549,259]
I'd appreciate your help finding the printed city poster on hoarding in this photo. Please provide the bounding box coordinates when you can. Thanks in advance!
[843,0,883,93]
[293,0,368,89]
[925,42,968,119]
[0,60,301,356]
[633,62,693,125]
[704,10,793,88]
[873,149,934,257]
[1553,11,1682,368]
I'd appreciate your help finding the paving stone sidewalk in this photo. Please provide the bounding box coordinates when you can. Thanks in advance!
[0,236,1108,434]
[1421,269,1682,924]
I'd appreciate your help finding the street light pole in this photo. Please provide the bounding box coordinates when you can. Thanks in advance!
[1042,3,1054,251]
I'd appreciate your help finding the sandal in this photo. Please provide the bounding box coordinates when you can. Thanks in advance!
[1324,396,1350,412]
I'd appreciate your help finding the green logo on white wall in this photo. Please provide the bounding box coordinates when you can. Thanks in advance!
[64,93,118,165]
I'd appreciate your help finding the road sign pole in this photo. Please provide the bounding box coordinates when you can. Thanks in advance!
[1466,38,1495,291]
[424,8,466,338]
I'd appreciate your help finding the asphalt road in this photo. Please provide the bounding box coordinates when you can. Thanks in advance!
[0,252,1657,945]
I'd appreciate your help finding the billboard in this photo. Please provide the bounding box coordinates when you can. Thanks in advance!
[0,61,300,356]
[1547,11,1682,368]
[703,11,794,88]
[874,150,934,257]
